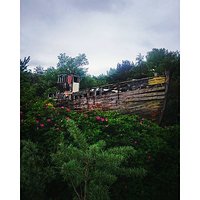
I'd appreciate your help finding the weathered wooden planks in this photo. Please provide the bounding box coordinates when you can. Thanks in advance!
[71,76,169,123]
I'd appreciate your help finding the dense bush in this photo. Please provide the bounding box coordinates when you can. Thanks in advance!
[21,100,179,200]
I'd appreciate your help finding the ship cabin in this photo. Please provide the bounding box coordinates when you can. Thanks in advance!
[57,74,80,96]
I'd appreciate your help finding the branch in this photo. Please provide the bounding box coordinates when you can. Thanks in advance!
[70,178,82,200]
[84,160,89,200]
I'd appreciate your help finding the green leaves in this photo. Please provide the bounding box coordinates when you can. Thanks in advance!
[146,48,180,75]
[57,53,88,77]
[21,140,51,199]
[52,119,145,199]
[21,99,179,200]
[62,160,85,186]
[20,56,30,72]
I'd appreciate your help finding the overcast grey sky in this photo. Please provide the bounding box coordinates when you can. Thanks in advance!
[20,0,179,75]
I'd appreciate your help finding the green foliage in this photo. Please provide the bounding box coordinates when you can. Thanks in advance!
[80,75,98,89]
[21,100,179,199]
[145,48,180,125]
[57,53,89,77]
[146,48,180,76]
[80,74,108,90]
[52,119,145,200]
[21,140,51,200]
[20,56,30,72]
[20,53,89,111]
[34,66,45,74]
[107,60,134,83]
[130,53,151,78]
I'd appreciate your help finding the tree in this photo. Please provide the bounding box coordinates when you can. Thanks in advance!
[80,75,97,90]
[146,48,180,76]
[20,56,38,112]
[95,74,108,86]
[145,48,180,125]
[57,53,89,77]
[34,66,45,75]
[52,119,145,200]
[135,53,144,66]
[80,74,108,90]
[107,60,134,83]
[131,53,149,78]
[20,56,30,72]
[21,140,47,199]
[107,67,117,82]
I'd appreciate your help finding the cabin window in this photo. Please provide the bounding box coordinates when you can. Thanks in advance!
[74,76,79,83]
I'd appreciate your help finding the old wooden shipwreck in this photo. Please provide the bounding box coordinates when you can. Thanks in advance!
[49,73,169,124]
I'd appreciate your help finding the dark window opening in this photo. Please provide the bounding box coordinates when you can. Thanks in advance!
[74,76,79,83]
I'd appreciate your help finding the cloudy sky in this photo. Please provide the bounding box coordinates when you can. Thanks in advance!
[20,0,179,75]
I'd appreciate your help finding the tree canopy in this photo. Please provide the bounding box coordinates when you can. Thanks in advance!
[20,56,30,72]
[146,48,180,76]
[57,53,89,77]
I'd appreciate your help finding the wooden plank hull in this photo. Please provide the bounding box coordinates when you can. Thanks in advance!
[69,76,169,123]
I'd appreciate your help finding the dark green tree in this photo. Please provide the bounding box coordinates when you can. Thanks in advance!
[20,56,30,72]
[52,119,145,200]
[95,74,108,86]
[146,48,180,77]
[80,75,98,90]
[129,53,150,79]
[21,140,48,199]
[34,66,45,75]
[80,74,108,90]
[107,60,134,83]
[57,53,89,77]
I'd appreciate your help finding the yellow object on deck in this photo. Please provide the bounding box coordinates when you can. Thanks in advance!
[148,77,166,85]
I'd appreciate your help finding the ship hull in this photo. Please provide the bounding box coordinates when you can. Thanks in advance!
[71,76,169,124]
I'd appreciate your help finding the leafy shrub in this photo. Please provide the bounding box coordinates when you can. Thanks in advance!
[21,100,179,200]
